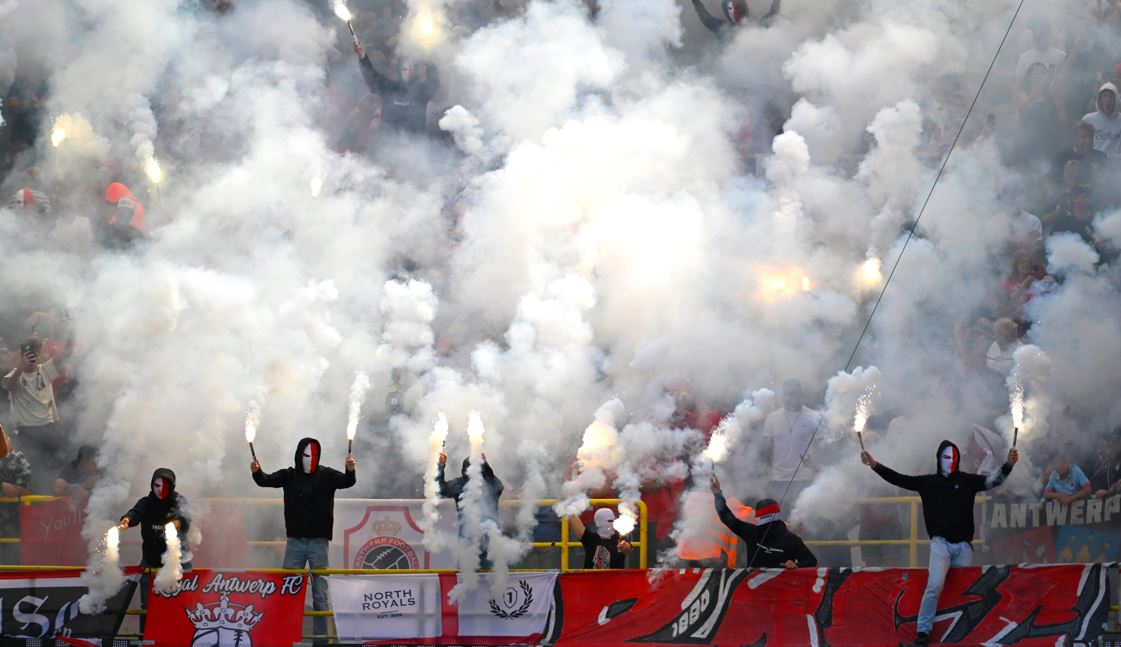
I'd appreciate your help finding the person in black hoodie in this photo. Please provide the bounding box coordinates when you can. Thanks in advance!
[119,468,191,630]
[710,474,817,569]
[437,450,503,569]
[353,39,439,134]
[690,0,781,38]
[862,440,1018,645]
[251,438,356,638]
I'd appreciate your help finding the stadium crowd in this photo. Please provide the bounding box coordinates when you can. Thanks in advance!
[0,0,1118,571]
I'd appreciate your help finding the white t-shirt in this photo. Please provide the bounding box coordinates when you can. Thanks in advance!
[762,406,825,482]
[3,359,60,427]
[1014,47,1066,80]
[986,340,1022,376]
[1083,110,1121,158]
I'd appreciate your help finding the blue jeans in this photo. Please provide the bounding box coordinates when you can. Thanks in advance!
[917,537,973,634]
[284,537,330,638]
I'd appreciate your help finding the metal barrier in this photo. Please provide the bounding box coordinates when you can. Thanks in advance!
[801,495,989,567]
[0,495,649,571]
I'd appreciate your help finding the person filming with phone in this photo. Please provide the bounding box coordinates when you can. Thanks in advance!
[2,338,66,489]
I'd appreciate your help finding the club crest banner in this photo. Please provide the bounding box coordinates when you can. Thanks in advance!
[335,499,457,570]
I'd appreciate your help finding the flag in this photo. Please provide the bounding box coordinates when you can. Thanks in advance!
[20,496,88,566]
[143,570,307,647]
[0,570,136,639]
[455,572,558,637]
[331,574,442,640]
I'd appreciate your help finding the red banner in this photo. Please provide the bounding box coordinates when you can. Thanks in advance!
[143,570,308,646]
[20,496,88,566]
[548,565,1110,646]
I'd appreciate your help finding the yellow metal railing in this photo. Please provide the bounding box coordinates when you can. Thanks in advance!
[0,495,649,571]
[800,495,990,567]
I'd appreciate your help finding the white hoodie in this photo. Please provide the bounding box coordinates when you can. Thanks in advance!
[1082,82,1121,157]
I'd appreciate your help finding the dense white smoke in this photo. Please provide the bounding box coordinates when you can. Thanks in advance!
[0,0,1115,579]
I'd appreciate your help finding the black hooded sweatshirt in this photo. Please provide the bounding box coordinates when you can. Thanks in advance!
[872,439,1013,544]
[713,489,817,568]
[437,457,504,534]
[358,55,440,133]
[122,468,191,567]
[252,438,356,540]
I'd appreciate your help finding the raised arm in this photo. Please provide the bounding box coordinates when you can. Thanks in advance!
[251,461,291,488]
[568,514,586,538]
[711,477,755,539]
[355,41,403,94]
[335,456,357,489]
[436,451,453,498]
[690,0,725,36]
[971,448,1019,492]
[862,451,924,492]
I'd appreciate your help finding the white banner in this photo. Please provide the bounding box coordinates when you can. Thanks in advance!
[330,574,442,640]
[456,572,558,637]
[334,498,457,570]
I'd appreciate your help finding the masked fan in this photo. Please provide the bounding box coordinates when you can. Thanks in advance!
[251,438,356,638]
[119,468,191,629]
[861,441,1018,645]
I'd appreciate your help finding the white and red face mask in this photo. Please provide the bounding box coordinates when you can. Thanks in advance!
[302,443,320,474]
[940,447,959,476]
[152,477,171,500]
[724,1,745,23]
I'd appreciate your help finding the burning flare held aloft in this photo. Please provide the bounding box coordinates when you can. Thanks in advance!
[467,410,486,453]
[144,157,164,185]
[1009,380,1024,445]
[333,0,359,43]
[857,257,883,289]
[244,386,267,459]
[51,120,67,148]
[346,371,371,454]
[702,424,729,464]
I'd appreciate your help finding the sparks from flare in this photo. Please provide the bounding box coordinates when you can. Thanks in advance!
[467,410,486,452]
[1009,381,1024,429]
[346,371,371,454]
[332,0,352,21]
[103,525,122,573]
[309,174,324,197]
[801,275,811,292]
[852,386,877,450]
[244,400,261,444]
[431,412,449,454]
[144,157,163,185]
[333,1,359,44]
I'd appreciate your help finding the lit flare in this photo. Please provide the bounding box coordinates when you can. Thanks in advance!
[144,157,163,185]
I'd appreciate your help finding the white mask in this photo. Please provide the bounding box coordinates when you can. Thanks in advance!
[940,448,956,476]
[302,443,319,474]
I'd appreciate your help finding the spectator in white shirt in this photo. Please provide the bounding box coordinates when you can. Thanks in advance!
[1014,18,1066,80]
[985,318,1022,376]
[761,379,825,501]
